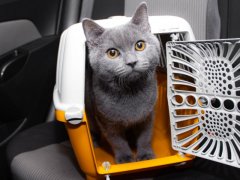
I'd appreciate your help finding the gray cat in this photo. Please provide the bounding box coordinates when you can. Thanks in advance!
[82,3,160,163]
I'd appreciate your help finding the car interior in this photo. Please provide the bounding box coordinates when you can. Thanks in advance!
[1,0,240,179]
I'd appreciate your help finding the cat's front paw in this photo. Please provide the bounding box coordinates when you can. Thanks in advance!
[115,154,134,164]
[136,151,155,161]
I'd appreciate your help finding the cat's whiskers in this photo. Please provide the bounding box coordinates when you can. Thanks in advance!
[135,62,149,72]
[115,66,128,77]
[114,65,128,87]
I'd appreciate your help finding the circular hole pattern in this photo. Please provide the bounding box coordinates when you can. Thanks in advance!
[211,98,221,109]
[203,59,233,95]
[198,96,208,107]
[172,95,184,106]
[186,95,196,106]
[202,111,234,139]
[223,99,235,111]
[237,101,240,112]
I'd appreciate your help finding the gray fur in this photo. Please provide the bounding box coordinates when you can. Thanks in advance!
[83,2,160,163]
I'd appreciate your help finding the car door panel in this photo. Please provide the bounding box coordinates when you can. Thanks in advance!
[0,19,41,55]
[0,0,64,147]
[0,0,61,35]
[0,35,59,138]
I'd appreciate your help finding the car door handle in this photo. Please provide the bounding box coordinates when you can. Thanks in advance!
[0,49,28,83]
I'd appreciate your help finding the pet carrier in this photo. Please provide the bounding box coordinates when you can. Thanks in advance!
[54,16,205,180]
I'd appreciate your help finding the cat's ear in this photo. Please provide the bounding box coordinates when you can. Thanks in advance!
[82,18,105,42]
[130,2,150,32]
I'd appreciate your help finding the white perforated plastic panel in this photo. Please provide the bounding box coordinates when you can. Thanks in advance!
[167,39,240,168]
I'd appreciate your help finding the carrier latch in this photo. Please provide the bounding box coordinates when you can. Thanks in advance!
[65,107,83,125]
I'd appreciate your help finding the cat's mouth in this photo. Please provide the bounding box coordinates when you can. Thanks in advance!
[113,69,151,92]
[127,71,141,80]
[128,66,153,77]
[113,65,154,84]
[120,70,150,82]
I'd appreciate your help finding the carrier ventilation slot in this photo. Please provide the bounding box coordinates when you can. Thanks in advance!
[155,32,186,71]
[167,39,240,168]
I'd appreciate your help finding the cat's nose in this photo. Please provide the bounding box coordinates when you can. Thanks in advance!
[127,61,137,68]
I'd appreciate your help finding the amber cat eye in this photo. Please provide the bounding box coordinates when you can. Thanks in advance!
[106,48,120,59]
[135,40,146,51]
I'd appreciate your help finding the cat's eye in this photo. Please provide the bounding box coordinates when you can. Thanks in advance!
[106,48,120,59]
[135,40,145,51]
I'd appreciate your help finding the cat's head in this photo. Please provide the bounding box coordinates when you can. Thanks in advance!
[82,2,160,82]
